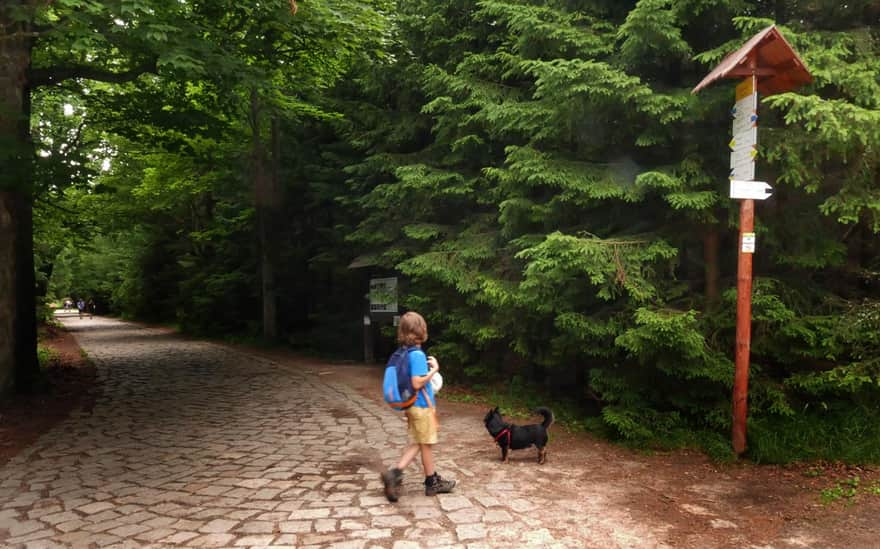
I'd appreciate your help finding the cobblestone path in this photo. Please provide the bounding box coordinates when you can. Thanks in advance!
[0,315,663,548]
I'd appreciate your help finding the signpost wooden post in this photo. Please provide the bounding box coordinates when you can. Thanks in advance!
[692,26,812,455]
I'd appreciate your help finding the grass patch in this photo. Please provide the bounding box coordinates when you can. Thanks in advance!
[819,477,880,505]
[820,476,861,504]
[37,344,59,369]
[748,406,880,465]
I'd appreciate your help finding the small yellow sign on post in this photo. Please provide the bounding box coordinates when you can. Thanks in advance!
[741,232,756,254]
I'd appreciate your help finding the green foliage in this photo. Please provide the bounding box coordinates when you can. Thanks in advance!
[30,0,880,464]
[34,0,392,352]
[338,0,880,463]
[37,345,58,370]
[749,405,880,464]
[820,477,860,505]
[618,0,692,67]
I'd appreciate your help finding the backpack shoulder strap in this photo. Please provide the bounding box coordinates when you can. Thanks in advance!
[421,388,433,410]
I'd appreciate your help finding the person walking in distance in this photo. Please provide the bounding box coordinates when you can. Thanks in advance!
[380,311,456,502]
[76,298,85,319]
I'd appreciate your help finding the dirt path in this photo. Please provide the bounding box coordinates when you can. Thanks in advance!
[0,313,878,548]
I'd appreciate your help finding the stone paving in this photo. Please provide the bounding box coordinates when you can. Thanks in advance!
[0,314,661,548]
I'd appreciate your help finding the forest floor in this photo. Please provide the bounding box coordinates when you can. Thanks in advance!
[1,319,879,547]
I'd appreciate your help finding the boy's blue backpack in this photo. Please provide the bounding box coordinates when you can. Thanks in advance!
[383,346,418,410]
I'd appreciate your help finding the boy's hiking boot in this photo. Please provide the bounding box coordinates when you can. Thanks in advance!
[381,468,403,502]
[424,472,456,496]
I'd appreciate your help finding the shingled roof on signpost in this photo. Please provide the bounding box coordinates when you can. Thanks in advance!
[691,25,811,96]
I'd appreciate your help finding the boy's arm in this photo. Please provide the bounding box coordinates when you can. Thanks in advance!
[410,353,438,390]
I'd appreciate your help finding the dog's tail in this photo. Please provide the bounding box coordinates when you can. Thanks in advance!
[535,407,554,430]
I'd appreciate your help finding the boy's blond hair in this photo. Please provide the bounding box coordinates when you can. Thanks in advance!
[397,311,428,347]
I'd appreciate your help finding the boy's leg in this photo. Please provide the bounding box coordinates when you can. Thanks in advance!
[421,443,456,496]
[418,443,435,477]
[396,443,421,471]
[380,467,403,502]
[381,444,420,503]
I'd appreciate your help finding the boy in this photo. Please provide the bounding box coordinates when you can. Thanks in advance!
[381,311,456,502]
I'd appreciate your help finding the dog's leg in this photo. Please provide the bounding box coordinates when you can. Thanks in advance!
[538,447,546,464]
[501,446,509,463]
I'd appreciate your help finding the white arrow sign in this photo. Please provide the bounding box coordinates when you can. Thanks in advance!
[730,180,773,200]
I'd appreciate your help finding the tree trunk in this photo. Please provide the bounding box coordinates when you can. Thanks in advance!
[774,0,787,25]
[251,90,278,341]
[0,3,39,395]
[0,193,16,394]
[13,191,38,392]
[267,116,282,336]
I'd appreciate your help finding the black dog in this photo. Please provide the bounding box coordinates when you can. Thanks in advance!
[483,406,554,464]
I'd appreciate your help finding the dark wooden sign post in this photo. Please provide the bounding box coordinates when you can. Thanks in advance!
[692,26,812,455]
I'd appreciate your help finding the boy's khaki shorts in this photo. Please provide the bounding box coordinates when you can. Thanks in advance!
[406,405,438,445]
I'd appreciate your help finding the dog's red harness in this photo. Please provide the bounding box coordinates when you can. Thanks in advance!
[494,427,511,447]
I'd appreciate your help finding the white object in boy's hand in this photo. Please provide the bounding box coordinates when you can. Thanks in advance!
[430,372,443,393]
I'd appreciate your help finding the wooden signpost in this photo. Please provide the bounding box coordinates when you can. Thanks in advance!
[692,26,812,455]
